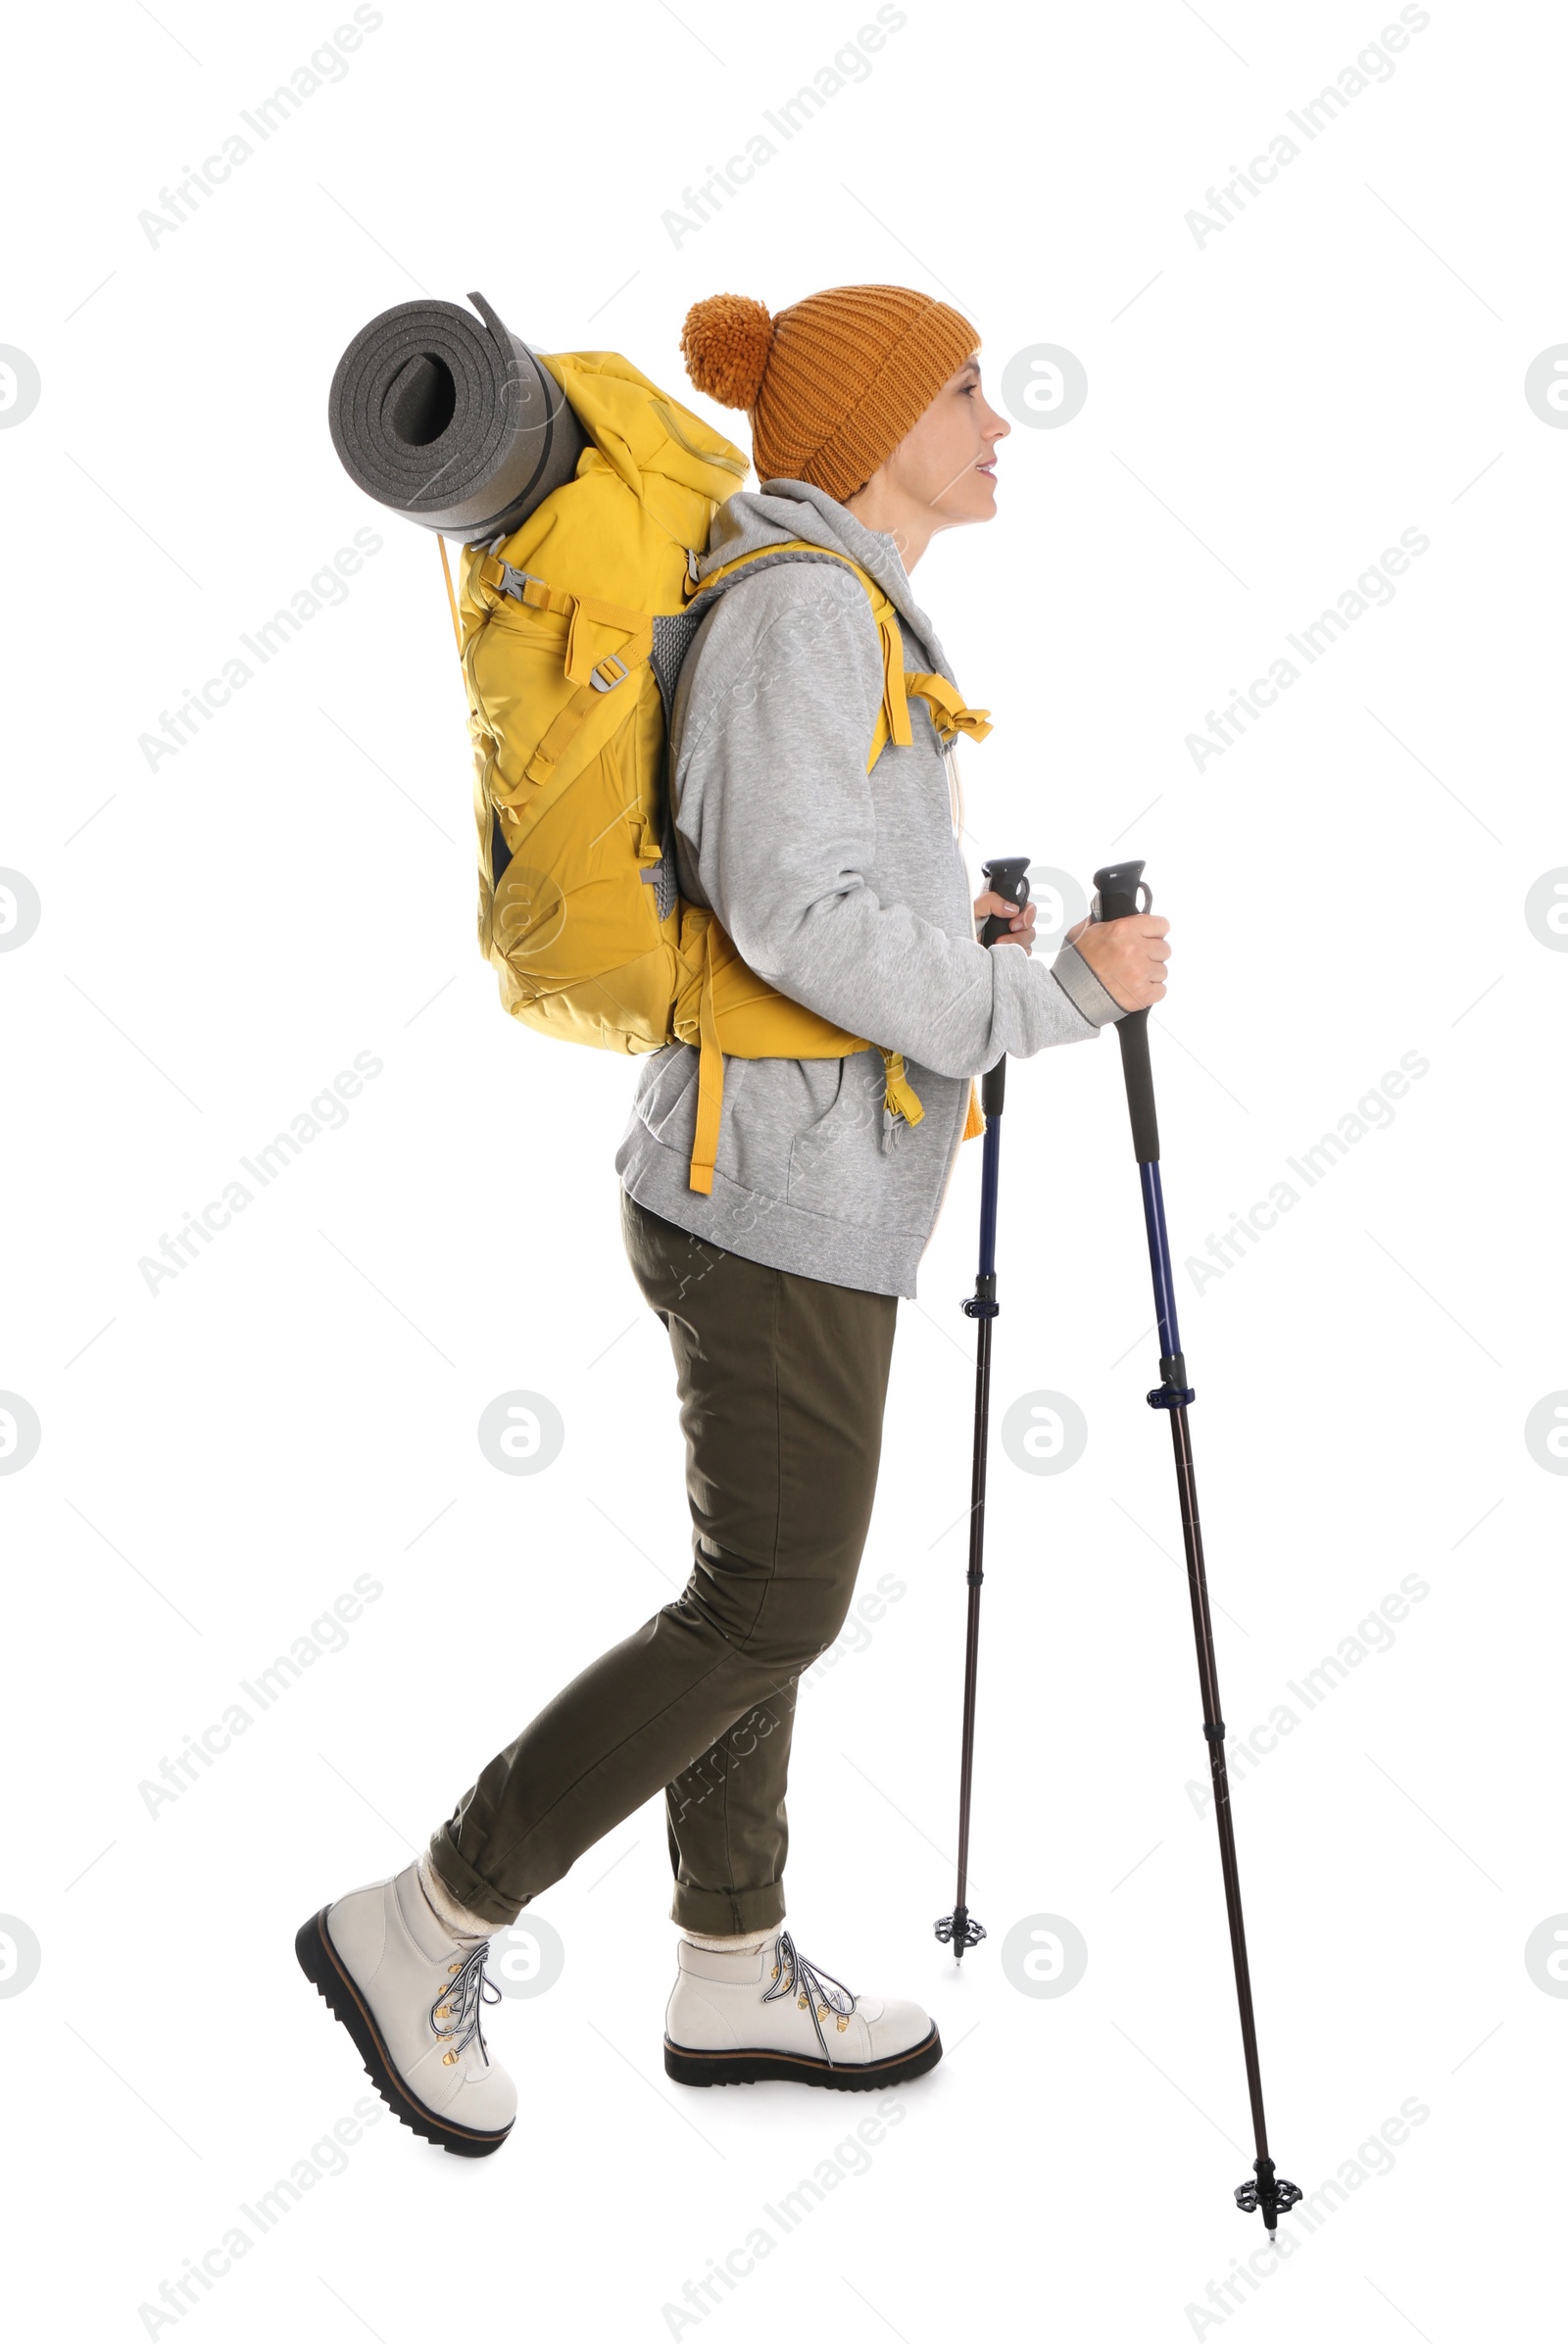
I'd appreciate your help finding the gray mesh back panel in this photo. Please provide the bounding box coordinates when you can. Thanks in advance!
[643,610,709,923]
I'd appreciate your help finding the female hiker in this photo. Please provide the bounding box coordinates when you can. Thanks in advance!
[298,283,1171,2152]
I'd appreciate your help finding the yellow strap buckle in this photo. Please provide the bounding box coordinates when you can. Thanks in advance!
[477,557,575,616]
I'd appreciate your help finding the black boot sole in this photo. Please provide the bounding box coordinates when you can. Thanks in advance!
[294,1907,514,2158]
[663,2022,943,2090]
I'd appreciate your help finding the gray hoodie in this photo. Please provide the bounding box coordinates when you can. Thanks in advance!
[614,480,1124,1297]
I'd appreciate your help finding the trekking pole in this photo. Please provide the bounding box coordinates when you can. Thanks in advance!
[936,855,1031,1962]
[1090,858,1299,2234]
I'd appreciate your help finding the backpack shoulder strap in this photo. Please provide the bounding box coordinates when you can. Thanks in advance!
[685,541,991,772]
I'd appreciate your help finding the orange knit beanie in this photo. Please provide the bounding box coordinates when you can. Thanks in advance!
[680,283,979,505]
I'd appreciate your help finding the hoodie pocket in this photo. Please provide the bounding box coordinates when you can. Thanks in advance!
[788,1053,965,1234]
[639,1045,702,1145]
[786,1057,884,1213]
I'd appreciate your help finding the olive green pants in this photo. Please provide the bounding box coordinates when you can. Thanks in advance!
[427,1191,898,1934]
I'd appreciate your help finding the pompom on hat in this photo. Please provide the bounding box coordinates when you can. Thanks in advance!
[680,283,978,507]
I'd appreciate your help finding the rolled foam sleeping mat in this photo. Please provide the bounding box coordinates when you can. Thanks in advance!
[327,289,588,541]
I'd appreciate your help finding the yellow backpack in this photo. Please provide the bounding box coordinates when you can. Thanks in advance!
[442,348,993,1195]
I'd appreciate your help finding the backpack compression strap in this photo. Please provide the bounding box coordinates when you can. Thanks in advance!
[471,557,655,787]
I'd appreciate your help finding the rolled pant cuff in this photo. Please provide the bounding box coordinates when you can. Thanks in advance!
[425,1827,523,1932]
[670,1880,786,1934]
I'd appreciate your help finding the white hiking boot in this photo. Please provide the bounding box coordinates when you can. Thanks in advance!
[663,1928,941,2091]
[296,1863,516,2155]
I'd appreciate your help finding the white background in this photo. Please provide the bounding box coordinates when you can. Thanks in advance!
[2,1,1563,2338]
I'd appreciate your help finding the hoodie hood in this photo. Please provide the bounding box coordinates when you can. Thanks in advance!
[699,476,956,685]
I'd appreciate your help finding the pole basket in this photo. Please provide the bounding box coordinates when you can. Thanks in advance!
[1234,2160,1302,2224]
[934,1908,987,1956]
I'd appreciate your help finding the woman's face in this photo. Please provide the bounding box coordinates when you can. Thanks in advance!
[880,354,1010,526]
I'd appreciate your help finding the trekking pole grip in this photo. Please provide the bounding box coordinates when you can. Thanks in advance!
[1091,859,1159,1165]
[979,856,1031,1120]
[980,855,1030,947]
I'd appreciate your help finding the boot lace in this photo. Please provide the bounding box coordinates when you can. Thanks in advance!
[761,1930,858,2062]
[428,1942,501,2067]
